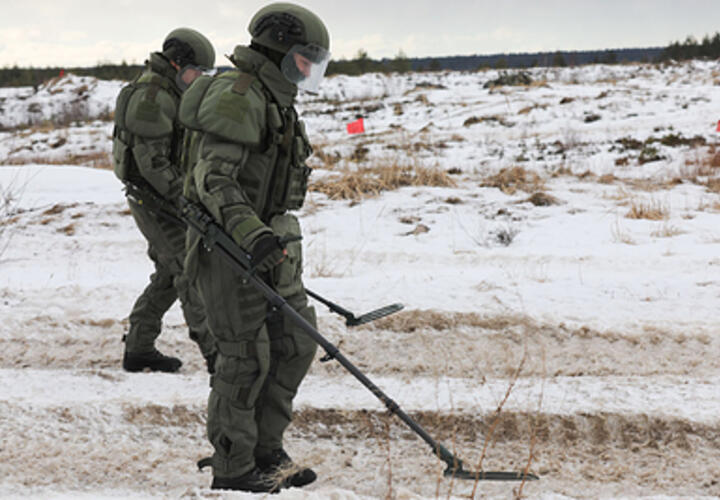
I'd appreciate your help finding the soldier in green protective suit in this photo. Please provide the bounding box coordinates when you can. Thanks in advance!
[112,28,218,373]
[178,3,331,493]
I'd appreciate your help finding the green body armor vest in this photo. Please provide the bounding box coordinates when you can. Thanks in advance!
[180,70,312,222]
[112,70,183,186]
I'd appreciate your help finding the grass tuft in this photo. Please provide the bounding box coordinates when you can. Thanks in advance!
[481,166,544,194]
[651,222,685,238]
[625,199,668,220]
[523,192,559,206]
[310,161,456,201]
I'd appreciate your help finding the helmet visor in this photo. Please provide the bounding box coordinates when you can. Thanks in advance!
[175,64,211,92]
[281,43,331,92]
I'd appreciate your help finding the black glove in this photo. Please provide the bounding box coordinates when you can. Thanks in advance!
[249,234,287,272]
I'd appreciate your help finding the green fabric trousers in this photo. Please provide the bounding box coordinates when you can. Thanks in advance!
[125,201,215,357]
[192,213,317,478]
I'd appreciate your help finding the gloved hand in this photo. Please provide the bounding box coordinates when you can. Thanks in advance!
[249,234,287,272]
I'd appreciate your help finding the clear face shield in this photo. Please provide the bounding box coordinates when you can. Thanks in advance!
[175,65,211,92]
[280,43,330,92]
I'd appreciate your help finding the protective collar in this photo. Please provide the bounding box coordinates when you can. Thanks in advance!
[231,45,297,107]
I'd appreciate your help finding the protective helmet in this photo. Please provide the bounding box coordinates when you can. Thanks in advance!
[162,27,216,69]
[248,3,330,92]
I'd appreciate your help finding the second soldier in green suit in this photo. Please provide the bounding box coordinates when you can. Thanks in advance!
[112,28,217,373]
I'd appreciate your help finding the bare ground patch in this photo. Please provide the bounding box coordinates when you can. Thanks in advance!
[2,403,720,498]
[365,310,532,333]
[312,311,720,379]
[0,321,212,373]
[292,408,717,455]
[2,311,717,379]
[123,403,205,427]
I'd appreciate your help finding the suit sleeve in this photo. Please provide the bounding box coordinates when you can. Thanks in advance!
[191,133,272,249]
[125,85,183,200]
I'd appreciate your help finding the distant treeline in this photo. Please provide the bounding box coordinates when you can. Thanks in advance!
[324,47,667,74]
[659,33,720,61]
[0,62,143,88]
[1,33,718,88]
[408,47,663,72]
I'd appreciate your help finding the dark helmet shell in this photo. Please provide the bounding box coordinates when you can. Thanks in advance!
[163,27,216,69]
[248,3,329,55]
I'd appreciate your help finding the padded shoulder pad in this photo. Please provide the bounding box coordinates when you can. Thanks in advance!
[113,84,134,130]
[178,75,213,131]
[124,84,177,138]
[179,71,265,147]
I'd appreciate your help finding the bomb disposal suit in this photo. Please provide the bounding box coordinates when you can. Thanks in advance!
[112,28,217,373]
[179,2,330,491]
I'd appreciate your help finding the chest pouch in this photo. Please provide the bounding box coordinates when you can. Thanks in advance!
[283,118,312,211]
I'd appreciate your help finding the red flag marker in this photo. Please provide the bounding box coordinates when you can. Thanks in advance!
[716,119,720,132]
[59,69,65,78]
[347,117,365,135]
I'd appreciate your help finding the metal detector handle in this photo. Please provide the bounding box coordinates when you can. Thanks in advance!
[306,288,356,323]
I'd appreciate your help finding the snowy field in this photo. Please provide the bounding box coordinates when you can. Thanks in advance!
[2,62,720,499]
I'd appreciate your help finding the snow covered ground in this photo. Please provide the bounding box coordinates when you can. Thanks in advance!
[2,61,720,499]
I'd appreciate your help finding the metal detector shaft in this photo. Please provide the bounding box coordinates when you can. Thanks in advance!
[180,199,537,482]
[305,288,356,321]
[306,288,404,327]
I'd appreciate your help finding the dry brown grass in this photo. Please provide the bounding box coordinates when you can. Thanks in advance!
[42,203,72,216]
[77,318,118,328]
[5,152,112,170]
[364,309,531,333]
[651,222,685,238]
[677,144,720,192]
[123,404,205,427]
[310,161,456,201]
[15,121,58,135]
[550,164,574,178]
[415,93,430,106]
[523,192,559,206]
[0,215,20,227]
[625,199,669,220]
[308,140,342,169]
[528,79,549,88]
[603,186,632,202]
[292,408,708,452]
[58,223,76,236]
[481,166,544,195]
[463,114,514,128]
[517,103,549,115]
[705,178,720,193]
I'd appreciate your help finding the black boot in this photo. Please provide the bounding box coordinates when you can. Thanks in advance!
[256,448,317,488]
[211,467,281,493]
[122,349,182,373]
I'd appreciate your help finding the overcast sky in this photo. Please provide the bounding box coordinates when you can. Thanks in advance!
[1,0,719,67]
